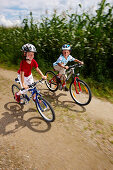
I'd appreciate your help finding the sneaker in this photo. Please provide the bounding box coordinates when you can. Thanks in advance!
[15,92,20,103]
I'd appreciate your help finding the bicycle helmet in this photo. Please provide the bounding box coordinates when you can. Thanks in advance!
[62,44,71,51]
[22,43,37,53]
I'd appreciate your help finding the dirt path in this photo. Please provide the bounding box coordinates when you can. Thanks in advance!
[0,67,113,170]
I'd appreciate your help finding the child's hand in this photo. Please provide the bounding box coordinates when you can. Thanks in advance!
[42,75,47,80]
[80,61,84,65]
[64,66,69,69]
[23,83,29,89]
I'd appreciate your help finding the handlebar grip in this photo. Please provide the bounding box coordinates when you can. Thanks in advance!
[21,79,44,90]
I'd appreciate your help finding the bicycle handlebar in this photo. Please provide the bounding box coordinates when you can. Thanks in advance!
[28,79,44,88]
[68,63,83,69]
[21,79,45,91]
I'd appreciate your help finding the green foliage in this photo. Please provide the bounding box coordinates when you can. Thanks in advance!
[0,0,113,84]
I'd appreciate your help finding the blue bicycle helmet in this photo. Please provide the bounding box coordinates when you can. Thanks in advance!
[62,44,71,51]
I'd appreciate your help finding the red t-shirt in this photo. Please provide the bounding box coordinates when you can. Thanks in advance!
[18,59,38,77]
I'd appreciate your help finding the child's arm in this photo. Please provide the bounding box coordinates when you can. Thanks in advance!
[35,67,47,79]
[58,63,68,69]
[74,59,84,65]
[20,71,29,89]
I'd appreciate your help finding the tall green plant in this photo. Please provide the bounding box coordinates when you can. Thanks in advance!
[0,0,112,82]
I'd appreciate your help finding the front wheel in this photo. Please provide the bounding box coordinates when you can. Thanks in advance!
[35,96,55,122]
[45,70,58,92]
[69,79,92,106]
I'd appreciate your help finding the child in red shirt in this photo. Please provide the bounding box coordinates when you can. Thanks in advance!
[15,43,46,103]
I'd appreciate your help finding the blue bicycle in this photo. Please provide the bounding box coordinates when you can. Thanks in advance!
[12,78,55,122]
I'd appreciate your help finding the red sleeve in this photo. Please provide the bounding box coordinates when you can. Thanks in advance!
[33,59,38,68]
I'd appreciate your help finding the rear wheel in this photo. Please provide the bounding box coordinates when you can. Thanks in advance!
[45,71,58,92]
[12,84,25,104]
[70,79,92,106]
[35,96,55,122]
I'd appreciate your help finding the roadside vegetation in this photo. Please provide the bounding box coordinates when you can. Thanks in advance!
[0,0,113,102]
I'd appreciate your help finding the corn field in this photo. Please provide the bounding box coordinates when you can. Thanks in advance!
[0,0,113,83]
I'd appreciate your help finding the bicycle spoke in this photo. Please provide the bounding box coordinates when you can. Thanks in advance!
[70,79,91,106]
[36,97,55,122]
[45,71,58,92]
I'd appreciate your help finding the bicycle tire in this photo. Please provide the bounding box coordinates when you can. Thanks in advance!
[35,96,55,122]
[45,70,58,92]
[69,79,92,106]
[12,84,25,104]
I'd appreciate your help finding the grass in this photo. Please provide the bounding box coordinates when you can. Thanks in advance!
[109,140,113,144]
[81,77,113,104]
[95,119,104,126]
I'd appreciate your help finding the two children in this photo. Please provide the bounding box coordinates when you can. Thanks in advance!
[53,44,84,91]
[15,43,83,103]
[15,43,46,103]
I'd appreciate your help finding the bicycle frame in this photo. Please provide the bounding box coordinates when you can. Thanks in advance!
[14,78,46,108]
[26,87,47,112]
[45,63,83,93]
[28,87,40,101]
[13,78,55,122]
[65,67,75,82]
[14,77,45,109]
[65,67,82,93]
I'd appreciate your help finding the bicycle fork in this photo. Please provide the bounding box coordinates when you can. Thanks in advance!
[36,94,48,112]
[74,77,82,94]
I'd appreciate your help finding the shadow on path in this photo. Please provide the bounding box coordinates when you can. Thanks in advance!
[0,102,51,136]
[40,89,86,113]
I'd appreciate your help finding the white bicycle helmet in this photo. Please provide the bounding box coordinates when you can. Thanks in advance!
[22,43,37,53]
[62,44,71,51]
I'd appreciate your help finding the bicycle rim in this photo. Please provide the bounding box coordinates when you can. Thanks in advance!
[70,79,92,106]
[36,96,55,122]
[45,71,58,92]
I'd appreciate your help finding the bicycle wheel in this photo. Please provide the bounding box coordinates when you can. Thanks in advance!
[12,84,25,104]
[35,96,55,122]
[69,79,92,106]
[45,71,58,92]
